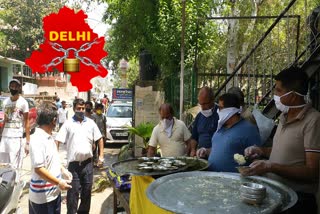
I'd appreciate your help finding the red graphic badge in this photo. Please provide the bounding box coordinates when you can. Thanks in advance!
[26,6,108,92]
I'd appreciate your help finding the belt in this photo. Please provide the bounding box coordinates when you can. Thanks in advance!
[70,158,92,166]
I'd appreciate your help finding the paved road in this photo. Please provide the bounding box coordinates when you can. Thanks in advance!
[17,143,121,214]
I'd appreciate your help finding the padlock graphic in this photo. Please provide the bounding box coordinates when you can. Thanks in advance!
[64,58,80,72]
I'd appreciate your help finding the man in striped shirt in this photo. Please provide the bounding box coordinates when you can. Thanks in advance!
[29,104,72,214]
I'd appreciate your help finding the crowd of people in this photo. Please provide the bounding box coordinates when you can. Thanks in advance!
[0,81,107,213]
[146,67,320,213]
[0,65,319,213]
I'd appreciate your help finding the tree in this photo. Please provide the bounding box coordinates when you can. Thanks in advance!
[103,0,218,111]
[0,0,66,61]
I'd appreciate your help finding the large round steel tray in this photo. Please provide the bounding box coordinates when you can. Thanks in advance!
[147,172,297,214]
[111,158,188,176]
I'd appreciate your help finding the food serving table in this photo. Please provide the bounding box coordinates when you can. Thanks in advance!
[146,171,297,214]
[111,157,208,176]
[110,157,209,213]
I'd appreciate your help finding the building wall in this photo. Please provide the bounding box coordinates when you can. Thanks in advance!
[0,62,13,92]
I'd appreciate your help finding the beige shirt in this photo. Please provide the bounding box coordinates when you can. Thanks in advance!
[268,104,320,193]
[149,117,191,157]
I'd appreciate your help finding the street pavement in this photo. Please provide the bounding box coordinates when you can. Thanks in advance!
[17,142,121,214]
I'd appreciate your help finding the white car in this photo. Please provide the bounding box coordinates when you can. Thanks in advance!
[106,103,132,143]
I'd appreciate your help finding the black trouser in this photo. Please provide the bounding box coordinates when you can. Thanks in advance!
[280,192,317,214]
[67,158,93,214]
[29,194,61,214]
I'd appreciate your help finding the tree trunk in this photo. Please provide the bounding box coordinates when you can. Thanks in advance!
[226,1,240,90]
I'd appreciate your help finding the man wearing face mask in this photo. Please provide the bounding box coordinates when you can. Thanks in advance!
[84,101,94,120]
[188,87,219,157]
[0,79,30,168]
[243,67,320,213]
[148,103,192,157]
[227,87,257,125]
[196,93,261,172]
[55,99,104,214]
[92,103,106,167]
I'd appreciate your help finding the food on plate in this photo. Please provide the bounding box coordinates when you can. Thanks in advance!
[234,153,246,165]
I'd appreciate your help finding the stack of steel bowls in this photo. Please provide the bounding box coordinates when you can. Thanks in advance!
[240,182,266,205]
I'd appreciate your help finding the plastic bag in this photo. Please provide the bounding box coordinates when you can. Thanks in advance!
[106,169,131,191]
[252,107,275,144]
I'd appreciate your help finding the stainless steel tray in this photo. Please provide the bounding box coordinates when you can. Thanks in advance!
[146,172,297,214]
[111,158,188,176]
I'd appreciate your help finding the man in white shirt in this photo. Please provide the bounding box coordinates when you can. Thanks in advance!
[56,98,104,214]
[57,100,68,129]
[148,103,192,157]
[0,79,30,168]
[29,103,72,214]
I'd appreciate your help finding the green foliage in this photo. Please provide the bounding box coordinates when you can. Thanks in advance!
[104,0,217,75]
[0,0,66,61]
[118,142,134,161]
[126,122,155,148]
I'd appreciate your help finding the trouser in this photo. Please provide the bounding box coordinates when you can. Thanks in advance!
[29,194,61,214]
[67,158,93,214]
[280,192,317,214]
[0,137,24,169]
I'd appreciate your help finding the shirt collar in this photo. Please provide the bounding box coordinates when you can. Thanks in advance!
[217,117,243,133]
[160,117,177,131]
[280,104,312,125]
[35,128,53,140]
[72,115,88,122]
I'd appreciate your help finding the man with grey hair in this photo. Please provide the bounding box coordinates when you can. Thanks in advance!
[148,103,192,157]
[29,103,72,214]
[189,86,219,157]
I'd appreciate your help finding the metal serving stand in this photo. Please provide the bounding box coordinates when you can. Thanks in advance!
[146,171,297,214]
[111,157,208,176]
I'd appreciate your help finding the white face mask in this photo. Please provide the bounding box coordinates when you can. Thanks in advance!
[200,108,213,117]
[162,118,173,129]
[274,91,307,113]
[217,107,241,131]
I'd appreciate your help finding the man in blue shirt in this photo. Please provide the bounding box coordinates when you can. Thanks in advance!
[197,93,261,172]
[189,87,219,156]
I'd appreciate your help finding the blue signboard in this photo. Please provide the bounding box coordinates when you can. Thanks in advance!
[112,88,133,100]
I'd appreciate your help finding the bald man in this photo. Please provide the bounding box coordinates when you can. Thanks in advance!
[189,87,219,157]
[148,104,191,157]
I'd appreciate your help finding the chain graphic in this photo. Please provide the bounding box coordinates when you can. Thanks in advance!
[43,38,102,72]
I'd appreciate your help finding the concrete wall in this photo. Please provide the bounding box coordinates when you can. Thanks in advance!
[0,62,13,92]
[134,85,164,156]
[22,82,38,95]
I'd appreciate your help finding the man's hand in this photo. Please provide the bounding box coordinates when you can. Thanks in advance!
[190,149,197,157]
[61,167,73,182]
[241,160,272,176]
[97,156,104,168]
[244,146,263,159]
[196,147,208,158]
[58,179,72,191]
[24,143,30,155]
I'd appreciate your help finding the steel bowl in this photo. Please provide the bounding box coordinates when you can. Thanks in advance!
[240,182,266,195]
[149,157,160,162]
[138,157,150,162]
[240,195,265,205]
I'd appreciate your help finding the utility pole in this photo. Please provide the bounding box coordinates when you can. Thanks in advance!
[180,0,186,120]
